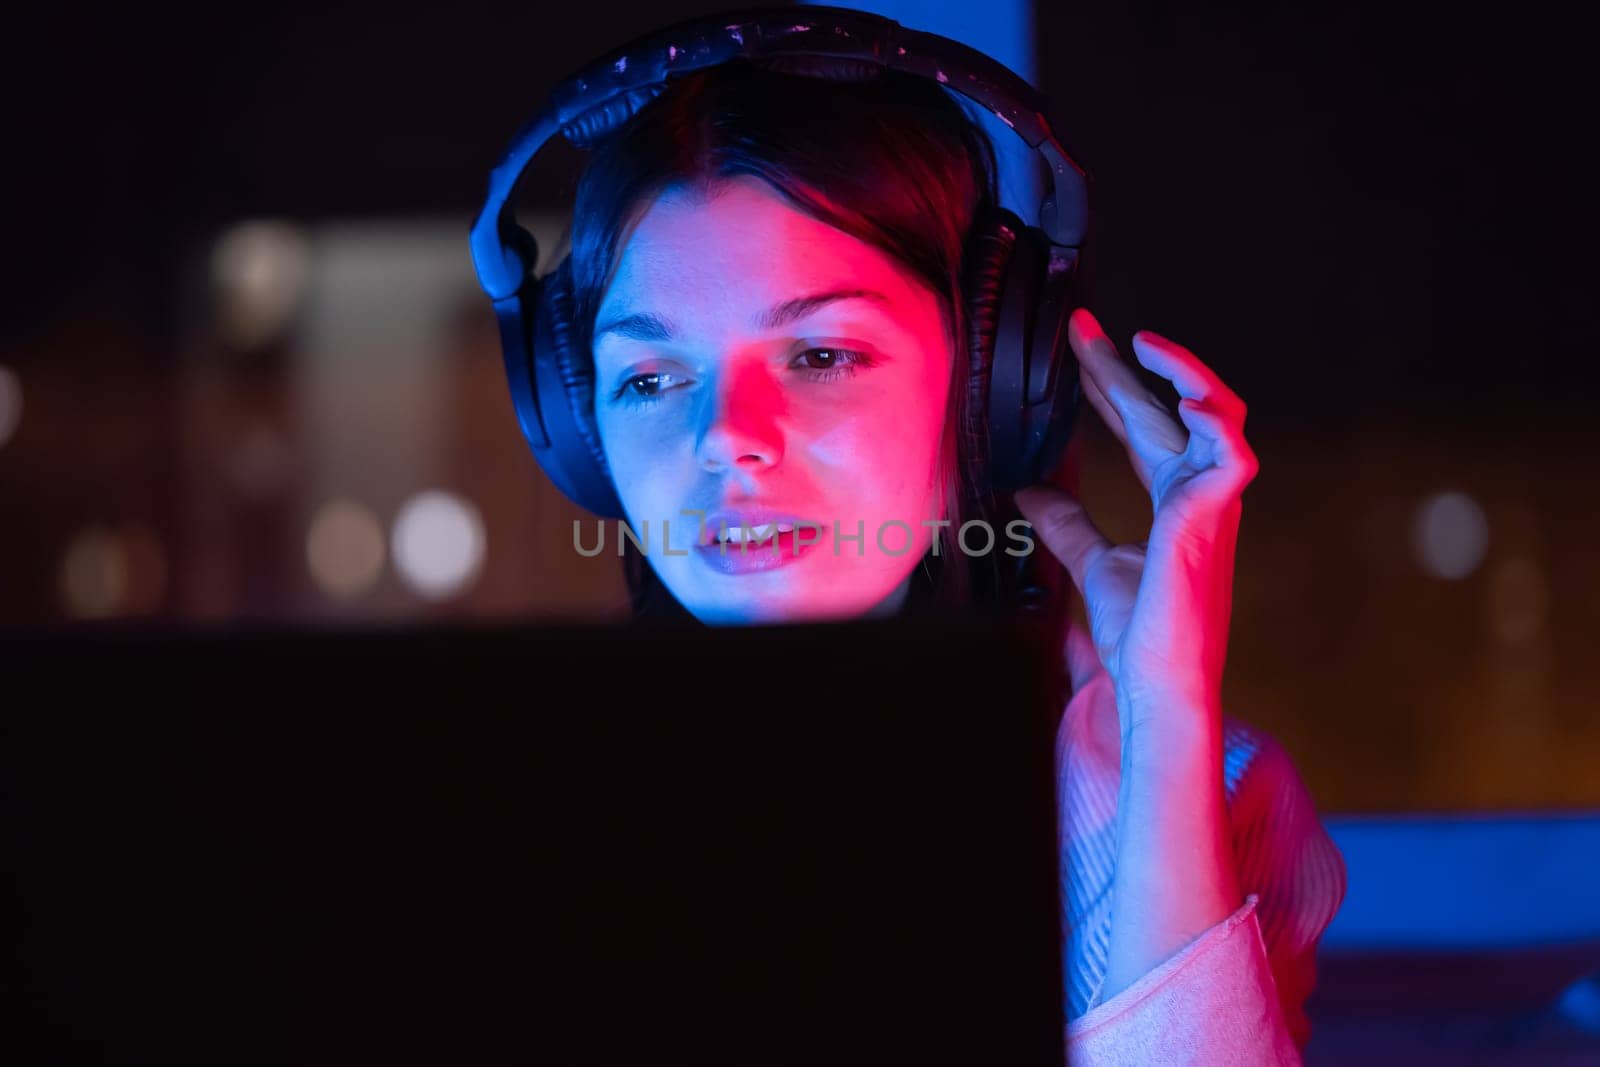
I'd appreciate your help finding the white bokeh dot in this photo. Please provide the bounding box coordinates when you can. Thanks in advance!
[1412,490,1489,580]
[391,490,486,601]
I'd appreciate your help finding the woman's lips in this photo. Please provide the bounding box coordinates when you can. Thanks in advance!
[697,512,822,547]
[693,524,828,575]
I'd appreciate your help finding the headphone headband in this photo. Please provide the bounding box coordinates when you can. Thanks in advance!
[470,4,1090,302]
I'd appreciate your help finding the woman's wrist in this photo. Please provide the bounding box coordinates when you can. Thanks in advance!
[1099,688,1242,1003]
[1116,688,1223,766]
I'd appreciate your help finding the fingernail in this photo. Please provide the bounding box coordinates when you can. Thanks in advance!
[1069,308,1104,344]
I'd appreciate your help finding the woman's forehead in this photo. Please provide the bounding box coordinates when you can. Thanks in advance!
[597,178,930,325]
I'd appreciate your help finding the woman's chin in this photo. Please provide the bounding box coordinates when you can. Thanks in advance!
[682,586,895,628]
[663,556,920,627]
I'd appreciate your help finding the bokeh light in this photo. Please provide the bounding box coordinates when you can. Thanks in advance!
[306,499,386,599]
[227,421,294,500]
[0,364,22,451]
[391,490,486,601]
[1487,556,1549,645]
[1412,490,1489,580]
[211,220,313,351]
[60,526,128,619]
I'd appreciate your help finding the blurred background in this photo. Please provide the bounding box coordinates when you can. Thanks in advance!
[6,0,1594,812]
[3,0,1598,1061]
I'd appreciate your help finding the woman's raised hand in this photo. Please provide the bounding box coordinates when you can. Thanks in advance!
[1015,308,1259,742]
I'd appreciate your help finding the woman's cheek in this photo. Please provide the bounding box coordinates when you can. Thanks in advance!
[804,425,881,508]
[604,422,684,518]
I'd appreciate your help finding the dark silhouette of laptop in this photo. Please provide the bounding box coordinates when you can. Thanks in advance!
[1,613,1065,1065]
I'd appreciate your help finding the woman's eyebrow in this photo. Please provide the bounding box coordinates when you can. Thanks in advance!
[594,288,894,345]
[593,311,674,345]
[755,288,895,331]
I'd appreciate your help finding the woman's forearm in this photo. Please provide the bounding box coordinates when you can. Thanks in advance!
[1099,698,1242,1003]
[1013,316,1260,1009]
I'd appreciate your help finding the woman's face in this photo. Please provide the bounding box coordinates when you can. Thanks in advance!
[592,176,954,625]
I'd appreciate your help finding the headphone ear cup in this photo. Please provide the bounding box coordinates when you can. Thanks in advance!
[965,207,1080,495]
[1026,251,1082,486]
[961,207,1021,503]
[525,256,626,517]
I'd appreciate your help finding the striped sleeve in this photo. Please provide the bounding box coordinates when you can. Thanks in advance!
[1222,720,1349,1050]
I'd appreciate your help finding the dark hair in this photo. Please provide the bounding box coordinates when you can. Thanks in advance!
[562,59,1057,626]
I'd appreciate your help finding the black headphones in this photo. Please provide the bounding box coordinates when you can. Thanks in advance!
[469,4,1090,533]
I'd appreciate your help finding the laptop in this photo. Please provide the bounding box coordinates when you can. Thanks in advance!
[1,613,1065,1064]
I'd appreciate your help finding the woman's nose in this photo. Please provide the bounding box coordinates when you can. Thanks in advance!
[695,362,785,475]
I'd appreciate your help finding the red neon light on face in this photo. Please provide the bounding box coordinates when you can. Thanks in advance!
[592,176,954,625]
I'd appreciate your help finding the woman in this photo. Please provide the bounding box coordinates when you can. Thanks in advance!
[560,56,1344,1062]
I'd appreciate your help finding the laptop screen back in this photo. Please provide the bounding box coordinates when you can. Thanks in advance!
[2,614,1065,1064]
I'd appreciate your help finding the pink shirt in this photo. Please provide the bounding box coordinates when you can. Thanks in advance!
[1058,659,1348,1063]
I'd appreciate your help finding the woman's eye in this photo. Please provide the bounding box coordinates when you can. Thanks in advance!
[612,372,682,407]
[613,351,872,408]
[791,347,873,379]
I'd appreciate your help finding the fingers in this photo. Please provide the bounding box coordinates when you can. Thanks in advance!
[1130,331,1247,423]
[1013,484,1110,597]
[1068,306,1260,517]
[1176,398,1260,491]
[1076,361,1153,494]
[1069,310,1187,486]
[1076,348,1123,439]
